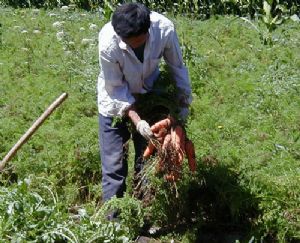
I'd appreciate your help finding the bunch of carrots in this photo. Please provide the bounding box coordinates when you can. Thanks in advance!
[143,116,196,182]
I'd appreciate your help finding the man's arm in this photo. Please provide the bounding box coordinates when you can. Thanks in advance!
[98,50,136,117]
[125,105,153,139]
[125,105,141,126]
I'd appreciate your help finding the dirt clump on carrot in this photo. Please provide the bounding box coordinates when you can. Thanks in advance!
[142,116,196,182]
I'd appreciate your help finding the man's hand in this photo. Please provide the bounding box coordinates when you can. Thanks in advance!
[125,105,153,139]
[136,120,153,140]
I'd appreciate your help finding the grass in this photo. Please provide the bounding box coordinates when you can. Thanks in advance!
[0,7,300,242]
[176,15,300,241]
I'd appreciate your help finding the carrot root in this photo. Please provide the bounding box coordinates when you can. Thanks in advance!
[162,134,171,151]
[185,140,196,172]
[151,117,174,133]
[143,142,155,159]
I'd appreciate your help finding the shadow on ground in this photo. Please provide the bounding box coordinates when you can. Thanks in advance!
[139,155,261,242]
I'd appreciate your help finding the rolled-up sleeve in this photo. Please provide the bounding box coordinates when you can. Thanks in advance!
[98,50,135,117]
[163,28,192,106]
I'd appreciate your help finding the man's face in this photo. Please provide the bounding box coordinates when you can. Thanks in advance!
[122,33,149,49]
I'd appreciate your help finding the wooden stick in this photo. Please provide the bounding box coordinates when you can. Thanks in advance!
[0,92,68,171]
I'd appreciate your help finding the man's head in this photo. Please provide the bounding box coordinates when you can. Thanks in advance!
[112,3,150,48]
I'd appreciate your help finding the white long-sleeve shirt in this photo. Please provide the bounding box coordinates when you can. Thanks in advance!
[97,11,192,117]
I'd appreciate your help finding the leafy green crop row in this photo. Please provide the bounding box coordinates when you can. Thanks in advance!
[1,0,300,18]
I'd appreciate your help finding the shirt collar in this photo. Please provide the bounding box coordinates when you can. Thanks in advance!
[119,39,127,50]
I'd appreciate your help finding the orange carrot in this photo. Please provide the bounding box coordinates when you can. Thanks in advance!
[170,127,176,148]
[143,142,155,159]
[174,125,184,151]
[164,171,179,182]
[164,173,174,182]
[185,140,196,172]
[154,127,167,139]
[176,150,184,165]
[172,171,180,181]
[151,117,174,133]
[162,134,171,151]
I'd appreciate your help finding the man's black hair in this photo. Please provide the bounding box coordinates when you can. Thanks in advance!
[112,3,150,39]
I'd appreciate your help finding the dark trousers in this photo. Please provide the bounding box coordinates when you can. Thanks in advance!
[99,114,147,201]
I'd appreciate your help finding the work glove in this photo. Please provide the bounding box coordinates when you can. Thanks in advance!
[179,107,189,121]
[136,120,153,140]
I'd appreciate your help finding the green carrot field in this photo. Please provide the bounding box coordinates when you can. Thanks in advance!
[0,6,299,242]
